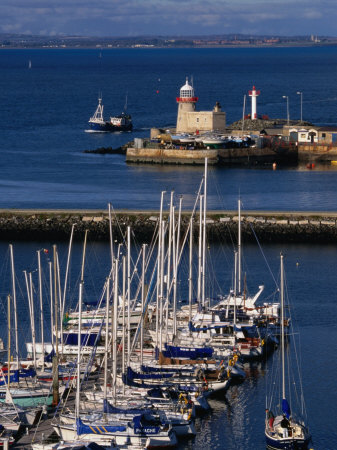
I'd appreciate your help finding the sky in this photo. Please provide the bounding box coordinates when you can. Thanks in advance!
[1,0,335,37]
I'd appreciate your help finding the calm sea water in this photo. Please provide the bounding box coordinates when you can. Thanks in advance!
[1,47,337,210]
[0,47,336,449]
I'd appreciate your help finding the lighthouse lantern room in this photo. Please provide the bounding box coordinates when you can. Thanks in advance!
[176,77,198,103]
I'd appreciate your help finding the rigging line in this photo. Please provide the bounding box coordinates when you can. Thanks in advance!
[248,222,279,291]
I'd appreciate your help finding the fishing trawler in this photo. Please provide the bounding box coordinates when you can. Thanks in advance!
[88,96,132,132]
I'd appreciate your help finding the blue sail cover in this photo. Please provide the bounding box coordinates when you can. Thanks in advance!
[45,348,55,363]
[103,399,147,416]
[127,367,174,381]
[122,373,173,389]
[0,370,19,385]
[19,368,36,379]
[62,332,98,346]
[141,364,194,374]
[163,343,213,359]
[282,399,291,418]
[76,417,126,435]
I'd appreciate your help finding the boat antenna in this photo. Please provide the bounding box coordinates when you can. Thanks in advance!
[191,75,194,88]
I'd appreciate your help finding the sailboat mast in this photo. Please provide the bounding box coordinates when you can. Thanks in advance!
[127,226,131,366]
[7,295,11,393]
[29,272,37,372]
[113,260,118,405]
[197,195,203,305]
[61,223,75,355]
[202,158,208,307]
[140,244,146,367]
[49,262,54,349]
[165,193,174,342]
[108,203,114,271]
[103,277,110,408]
[188,217,193,324]
[238,199,242,294]
[37,250,45,368]
[174,196,182,336]
[156,191,165,351]
[52,246,60,407]
[76,281,83,419]
[9,245,19,368]
[159,220,165,352]
[234,251,238,329]
[122,256,126,395]
[281,253,286,400]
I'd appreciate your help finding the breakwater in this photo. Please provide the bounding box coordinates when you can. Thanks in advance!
[1,210,337,243]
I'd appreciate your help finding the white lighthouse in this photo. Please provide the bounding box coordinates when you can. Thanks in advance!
[176,77,198,132]
[248,85,260,120]
[175,77,226,133]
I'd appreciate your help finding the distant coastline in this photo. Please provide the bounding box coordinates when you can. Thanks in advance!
[1,33,337,50]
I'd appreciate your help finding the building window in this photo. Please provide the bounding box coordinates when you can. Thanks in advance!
[196,118,199,122]
[322,133,326,138]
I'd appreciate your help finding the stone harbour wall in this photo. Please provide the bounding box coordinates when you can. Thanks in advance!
[1,210,337,243]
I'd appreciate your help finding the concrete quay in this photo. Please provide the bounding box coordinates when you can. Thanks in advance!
[1,209,337,243]
[126,146,293,165]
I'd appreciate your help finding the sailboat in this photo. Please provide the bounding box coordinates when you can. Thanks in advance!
[265,253,311,449]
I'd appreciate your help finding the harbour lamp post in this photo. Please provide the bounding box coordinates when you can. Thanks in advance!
[297,91,303,122]
[282,95,289,125]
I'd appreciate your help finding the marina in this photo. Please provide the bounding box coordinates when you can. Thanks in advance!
[0,165,324,449]
[1,46,337,449]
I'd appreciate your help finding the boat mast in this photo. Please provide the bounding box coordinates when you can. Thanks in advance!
[113,261,118,405]
[54,245,59,360]
[127,226,131,367]
[76,280,83,421]
[49,261,54,349]
[7,295,11,393]
[37,250,45,368]
[24,271,37,372]
[9,245,19,369]
[281,253,286,401]
[159,220,165,352]
[52,245,60,407]
[165,193,174,342]
[156,191,165,352]
[197,195,203,306]
[61,224,75,355]
[238,198,242,294]
[75,230,88,419]
[108,203,114,274]
[140,244,146,367]
[234,251,238,331]
[202,158,208,307]
[188,217,193,325]
[122,256,126,395]
[174,196,182,336]
[103,276,110,414]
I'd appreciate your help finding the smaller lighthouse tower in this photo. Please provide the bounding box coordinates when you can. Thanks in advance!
[176,77,198,133]
[248,85,260,120]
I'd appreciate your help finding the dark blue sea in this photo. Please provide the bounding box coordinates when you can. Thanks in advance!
[0,47,337,449]
[1,46,337,210]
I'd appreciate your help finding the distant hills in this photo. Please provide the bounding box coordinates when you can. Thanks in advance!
[1,33,337,49]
